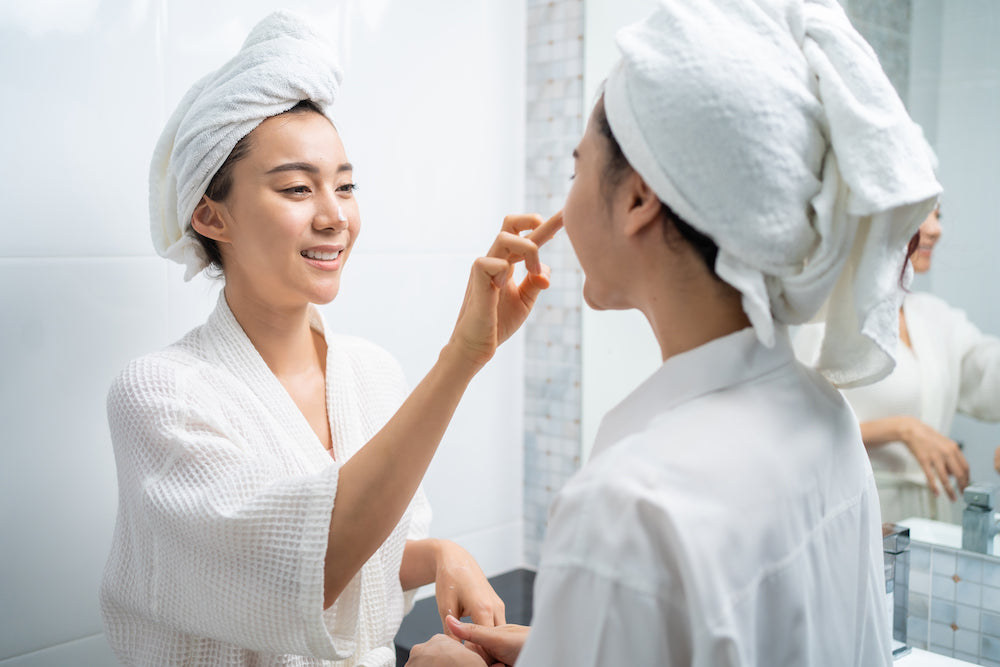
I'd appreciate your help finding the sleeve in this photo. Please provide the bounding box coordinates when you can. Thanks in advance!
[950,306,1000,421]
[516,562,694,667]
[515,476,700,667]
[106,358,358,661]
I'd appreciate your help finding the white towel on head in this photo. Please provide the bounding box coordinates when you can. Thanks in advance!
[150,10,343,280]
[603,0,941,387]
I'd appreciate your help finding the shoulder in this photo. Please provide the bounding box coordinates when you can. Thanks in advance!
[327,334,409,405]
[906,291,953,317]
[543,438,692,595]
[107,331,217,421]
[330,334,405,377]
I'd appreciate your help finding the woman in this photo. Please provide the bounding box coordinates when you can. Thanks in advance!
[407,0,938,665]
[797,205,1000,524]
[100,11,561,667]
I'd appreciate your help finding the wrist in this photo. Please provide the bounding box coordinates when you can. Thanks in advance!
[439,341,487,379]
[895,416,917,443]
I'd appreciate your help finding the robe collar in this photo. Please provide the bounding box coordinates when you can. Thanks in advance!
[590,326,796,460]
[203,291,352,467]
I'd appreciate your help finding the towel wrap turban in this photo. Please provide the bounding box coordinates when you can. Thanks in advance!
[603,0,941,387]
[149,10,343,281]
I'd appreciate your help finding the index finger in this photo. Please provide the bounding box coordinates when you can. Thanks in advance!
[526,210,563,248]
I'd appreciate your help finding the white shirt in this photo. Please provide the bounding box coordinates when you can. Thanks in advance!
[101,293,430,667]
[517,327,890,666]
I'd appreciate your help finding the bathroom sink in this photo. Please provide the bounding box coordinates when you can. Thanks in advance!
[897,647,978,665]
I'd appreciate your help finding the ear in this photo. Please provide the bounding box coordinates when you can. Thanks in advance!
[190,195,231,243]
[621,171,663,239]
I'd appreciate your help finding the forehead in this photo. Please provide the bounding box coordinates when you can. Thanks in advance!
[246,111,346,166]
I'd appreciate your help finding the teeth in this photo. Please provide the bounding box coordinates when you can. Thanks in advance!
[302,249,341,261]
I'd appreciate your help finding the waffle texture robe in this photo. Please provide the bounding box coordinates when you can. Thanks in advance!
[101,293,430,666]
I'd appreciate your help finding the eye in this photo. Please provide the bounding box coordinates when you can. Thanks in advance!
[336,182,359,195]
[282,185,311,195]
[569,173,576,181]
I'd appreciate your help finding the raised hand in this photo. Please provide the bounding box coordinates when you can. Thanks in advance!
[448,211,563,369]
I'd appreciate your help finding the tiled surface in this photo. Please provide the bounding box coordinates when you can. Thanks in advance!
[522,0,585,567]
[0,258,168,659]
[908,542,1000,664]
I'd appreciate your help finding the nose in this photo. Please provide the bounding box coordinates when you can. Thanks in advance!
[314,191,349,231]
[921,209,942,242]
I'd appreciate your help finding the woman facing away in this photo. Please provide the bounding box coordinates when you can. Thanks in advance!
[796,203,1000,524]
[100,11,561,667]
[407,0,940,665]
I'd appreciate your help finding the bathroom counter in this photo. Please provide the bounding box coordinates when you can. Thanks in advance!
[899,515,1000,552]
[898,647,978,666]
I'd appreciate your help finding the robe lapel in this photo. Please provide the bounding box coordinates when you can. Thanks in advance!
[205,292,334,471]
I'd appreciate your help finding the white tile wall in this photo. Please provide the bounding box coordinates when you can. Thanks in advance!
[0,1,525,662]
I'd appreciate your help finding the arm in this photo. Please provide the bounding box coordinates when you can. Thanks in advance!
[859,416,969,500]
[323,213,563,608]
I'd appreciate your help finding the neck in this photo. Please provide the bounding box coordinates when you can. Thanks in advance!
[642,277,751,362]
[223,282,321,377]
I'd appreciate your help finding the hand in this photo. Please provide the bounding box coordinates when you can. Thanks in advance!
[406,634,488,667]
[433,541,506,634]
[899,417,970,500]
[444,615,529,667]
[448,212,563,369]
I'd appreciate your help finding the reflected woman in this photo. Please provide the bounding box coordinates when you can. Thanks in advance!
[100,11,560,667]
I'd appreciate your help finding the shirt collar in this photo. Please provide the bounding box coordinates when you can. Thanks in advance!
[590,325,796,459]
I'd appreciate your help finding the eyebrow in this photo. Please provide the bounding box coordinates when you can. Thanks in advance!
[265,161,353,175]
[572,148,580,159]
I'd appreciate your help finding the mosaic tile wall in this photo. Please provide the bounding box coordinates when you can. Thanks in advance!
[908,541,1000,665]
[523,0,585,567]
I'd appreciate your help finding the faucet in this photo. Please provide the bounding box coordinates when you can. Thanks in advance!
[962,484,1000,554]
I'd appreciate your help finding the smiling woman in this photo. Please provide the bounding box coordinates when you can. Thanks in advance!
[99,10,561,667]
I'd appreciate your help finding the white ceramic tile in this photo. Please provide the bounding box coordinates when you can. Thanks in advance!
[165,262,224,342]
[0,3,165,258]
[0,633,118,667]
[319,251,524,545]
[0,258,168,658]
[327,0,526,256]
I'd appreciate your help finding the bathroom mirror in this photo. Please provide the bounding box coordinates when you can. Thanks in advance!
[580,0,1000,552]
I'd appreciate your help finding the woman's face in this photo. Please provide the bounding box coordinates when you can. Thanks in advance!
[910,206,942,274]
[215,111,360,307]
[563,108,632,311]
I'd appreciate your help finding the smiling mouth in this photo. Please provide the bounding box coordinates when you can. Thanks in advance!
[302,249,342,260]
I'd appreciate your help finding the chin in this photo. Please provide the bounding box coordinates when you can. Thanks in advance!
[308,280,342,305]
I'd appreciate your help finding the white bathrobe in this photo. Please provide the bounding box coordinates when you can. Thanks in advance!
[101,293,430,667]
[518,328,890,666]
[795,292,1000,524]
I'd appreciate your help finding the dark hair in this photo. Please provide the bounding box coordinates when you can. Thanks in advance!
[593,100,720,277]
[192,99,326,274]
